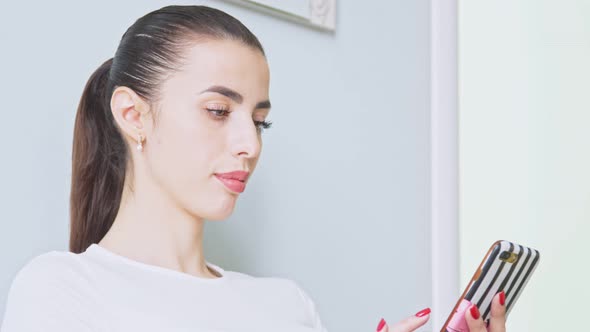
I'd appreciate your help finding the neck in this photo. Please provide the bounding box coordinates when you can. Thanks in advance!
[98,171,218,279]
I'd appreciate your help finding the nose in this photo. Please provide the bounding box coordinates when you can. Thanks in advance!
[230,115,261,161]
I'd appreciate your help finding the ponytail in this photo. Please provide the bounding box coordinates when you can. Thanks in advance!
[69,58,127,253]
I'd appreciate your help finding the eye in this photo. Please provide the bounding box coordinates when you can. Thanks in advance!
[206,107,230,118]
[207,106,273,133]
[254,120,273,133]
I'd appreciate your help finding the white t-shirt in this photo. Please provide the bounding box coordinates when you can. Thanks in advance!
[0,244,328,332]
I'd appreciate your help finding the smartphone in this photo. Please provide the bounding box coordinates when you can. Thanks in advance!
[440,240,540,332]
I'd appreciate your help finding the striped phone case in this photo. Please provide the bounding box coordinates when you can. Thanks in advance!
[441,240,540,332]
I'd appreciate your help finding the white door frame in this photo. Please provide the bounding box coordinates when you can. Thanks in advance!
[430,0,459,330]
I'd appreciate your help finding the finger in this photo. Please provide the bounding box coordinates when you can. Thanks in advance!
[389,308,431,332]
[376,318,389,332]
[464,304,487,332]
[488,291,507,332]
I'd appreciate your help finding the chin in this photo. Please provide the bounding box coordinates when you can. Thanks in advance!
[202,210,232,221]
[200,200,236,221]
[184,185,238,220]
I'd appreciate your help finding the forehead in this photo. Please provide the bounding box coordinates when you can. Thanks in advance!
[173,39,270,95]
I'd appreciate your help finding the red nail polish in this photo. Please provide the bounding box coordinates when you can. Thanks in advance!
[499,291,506,306]
[415,308,431,317]
[470,305,480,319]
[376,318,386,331]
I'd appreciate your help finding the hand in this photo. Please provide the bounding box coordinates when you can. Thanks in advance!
[376,307,431,332]
[465,291,506,332]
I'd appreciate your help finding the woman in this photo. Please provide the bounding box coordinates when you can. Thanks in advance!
[0,5,506,332]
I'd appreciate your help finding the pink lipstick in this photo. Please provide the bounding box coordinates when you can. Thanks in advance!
[214,170,249,193]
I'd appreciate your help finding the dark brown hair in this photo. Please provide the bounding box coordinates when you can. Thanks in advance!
[69,5,265,253]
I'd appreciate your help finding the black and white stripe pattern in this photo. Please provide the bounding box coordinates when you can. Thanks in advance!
[463,240,540,324]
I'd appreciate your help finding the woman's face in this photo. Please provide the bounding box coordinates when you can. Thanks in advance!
[144,39,271,221]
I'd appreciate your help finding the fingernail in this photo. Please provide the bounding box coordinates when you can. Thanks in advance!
[415,308,431,317]
[499,291,506,306]
[376,318,386,332]
[470,305,480,319]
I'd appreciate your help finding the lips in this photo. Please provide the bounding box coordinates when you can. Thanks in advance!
[214,170,249,193]
[215,171,249,181]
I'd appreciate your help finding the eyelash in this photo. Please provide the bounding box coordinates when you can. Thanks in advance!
[206,108,273,132]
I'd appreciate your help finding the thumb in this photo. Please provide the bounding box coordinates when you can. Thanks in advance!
[389,308,431,332]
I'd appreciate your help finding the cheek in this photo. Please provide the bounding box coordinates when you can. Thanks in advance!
[152,120,233,218]
[149,110,223,190]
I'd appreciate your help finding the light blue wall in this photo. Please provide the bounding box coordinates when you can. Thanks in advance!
[0,1,433,330]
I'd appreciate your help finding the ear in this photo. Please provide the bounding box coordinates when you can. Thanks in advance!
[110,86,151,144]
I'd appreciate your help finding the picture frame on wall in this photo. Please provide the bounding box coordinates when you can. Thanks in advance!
[219,0,336,32]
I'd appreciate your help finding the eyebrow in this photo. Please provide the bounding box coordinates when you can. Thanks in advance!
[199,85,271,110]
